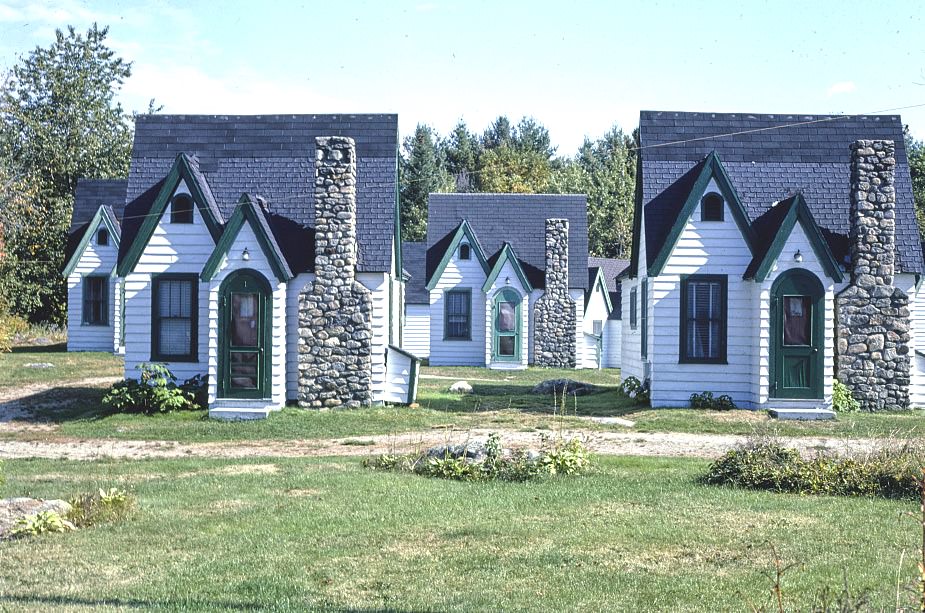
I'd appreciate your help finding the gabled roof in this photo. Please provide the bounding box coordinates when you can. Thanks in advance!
[744,194,844,282]
[426,193,589,290]
[588,257,628,320]
[201,194,293,282]
[636,111,924,276]
[116,114,398,276]
[402,242,429,304]
[71,179,127,230]
[483,243,533,293]
[63,205,121,277]
[585,266,613,315]
[425,220,489,290]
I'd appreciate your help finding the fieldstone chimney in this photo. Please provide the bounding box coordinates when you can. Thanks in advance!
[836,140,910,410]
[534,219,576,367]
[298,137,373,408]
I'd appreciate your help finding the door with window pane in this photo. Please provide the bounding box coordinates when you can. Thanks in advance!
[220,271,270,398]
[492,289,521,362]
[771,270,824,399]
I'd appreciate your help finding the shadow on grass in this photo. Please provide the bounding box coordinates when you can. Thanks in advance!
[0,594,416,612]
[10,342,68,354]
[1,385,119,424]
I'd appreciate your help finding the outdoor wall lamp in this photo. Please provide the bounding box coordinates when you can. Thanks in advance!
[793,250,803,263]
[242,247,250,261]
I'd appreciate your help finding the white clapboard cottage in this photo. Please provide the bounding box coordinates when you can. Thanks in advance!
[402,194,625,369]
[64,114,419,418]
[621,111,925,411]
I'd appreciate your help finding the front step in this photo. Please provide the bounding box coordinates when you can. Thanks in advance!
[209,398,277,421]
[768,408,836,421]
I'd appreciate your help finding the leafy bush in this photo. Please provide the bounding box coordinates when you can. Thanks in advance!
[703,439,924,499]
[103,363,206,414]
[0,294,28,353]
[11,511,76,538]
[832,380,860,413]
[542,436,591,476]
[619,376,650,406]
[689,391,737,410]
[67,487,135,528]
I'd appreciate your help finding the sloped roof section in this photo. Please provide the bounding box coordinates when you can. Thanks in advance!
[426,193,589,290]
[587,257,630,292]
[638,111,923,275]
[122,114,398,274]
[402,242,428,304]
[71,179,127,230]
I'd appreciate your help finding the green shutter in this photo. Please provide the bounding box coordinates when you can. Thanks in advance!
[641,278,648,359]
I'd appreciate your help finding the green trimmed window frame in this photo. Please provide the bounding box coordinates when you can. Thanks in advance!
[641,278,648,359]
[492,288,522,362]
[629,287,638,330]
[82,275,109,326]
[679,274,727,364]
[459,243,471,260]
[151,273,199,362]
[171,194,194,224]
[700,192,724,222]
[444,288,472,341]
[218,269,272,399]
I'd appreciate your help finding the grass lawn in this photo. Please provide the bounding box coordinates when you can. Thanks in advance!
[0,455,919,611]
[0,345,123,388]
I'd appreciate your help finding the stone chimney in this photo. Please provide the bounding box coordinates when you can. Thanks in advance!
[533,218,576,367]
[836,140,910,410]
[298,137,373,408]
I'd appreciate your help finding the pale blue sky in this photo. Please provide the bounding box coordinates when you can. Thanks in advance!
[1,0,924,153]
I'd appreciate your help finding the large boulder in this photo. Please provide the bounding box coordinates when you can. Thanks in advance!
[448,381,473,394]
[532,378,597,396]
[0,497,72,539]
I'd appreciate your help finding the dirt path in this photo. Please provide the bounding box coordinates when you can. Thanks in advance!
[0,427,889,462]
[0,377,120,433]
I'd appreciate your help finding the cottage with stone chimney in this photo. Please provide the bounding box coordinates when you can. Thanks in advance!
[401,194,628,369]
[63,114,420,419]
[621,110,925,412]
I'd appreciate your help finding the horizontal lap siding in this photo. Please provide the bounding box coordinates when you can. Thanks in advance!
[582,284,610,369]
[67,236,118,352]
[485,260,530,368]
[898,274,925,407]
[382,347,413,404]
[357,272,390,403]
[571,289,585,368]
[604,320,621,368]
[124,189,213,382]
[429,251,487,366]
[285,273,314,401]
[402,304,430,359]
[620,278,643,381]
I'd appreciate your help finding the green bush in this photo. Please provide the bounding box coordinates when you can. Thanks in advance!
[103,363,207,414]
[689,391,737,410]
[703,439,924,499]
[832,379,860,413]
[67,487,135,528]
[619,376,650,406]
[0,294,28,353]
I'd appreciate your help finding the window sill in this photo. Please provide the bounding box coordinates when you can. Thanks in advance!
[443,337,472,342]
[81,323,109,327]
[678,359,728,365]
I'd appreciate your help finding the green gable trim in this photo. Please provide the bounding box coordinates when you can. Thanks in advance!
[201,194,293,283]
[585,267,613,316]
[648,151,757,277]
[627,153,644,280]
[425,220,489,290]
[117,153,224,277]
[746,194,844,283]
[63,206,121,278]
[481,243,533,293]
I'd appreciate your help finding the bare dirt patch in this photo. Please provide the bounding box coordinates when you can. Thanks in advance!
[0,376,120,433]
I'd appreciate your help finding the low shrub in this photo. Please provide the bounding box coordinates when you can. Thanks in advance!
[689,391,737,411]
[103,363,206,414]
[11,511,76,538]
[0,310,28,353]
[67,487,135,528]
[703,439,924,499]
[619,376,650,406]
[832,379,860,413]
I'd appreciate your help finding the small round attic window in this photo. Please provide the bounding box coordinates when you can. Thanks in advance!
[701,192,724,222]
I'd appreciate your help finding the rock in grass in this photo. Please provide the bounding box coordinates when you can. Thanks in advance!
[0,498,72,539]
[23,363,55,369]
[532,378,597,396]
[448,381,473,394]
[426,441,487,461]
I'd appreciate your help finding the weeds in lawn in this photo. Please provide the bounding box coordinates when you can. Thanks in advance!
[11,510,76,538]
[67,487,135,528]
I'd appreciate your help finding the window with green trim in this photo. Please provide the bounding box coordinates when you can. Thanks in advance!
[641,278,648,359]
[152,275,198,361]
[679,275,727,363]
[444,289,471,340]
[629,288,637,330]
[82,276,108,325]
[171,194,194,224]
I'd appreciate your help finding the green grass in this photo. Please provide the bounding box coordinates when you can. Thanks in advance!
[0,455,919,611]
[0,345,122,388]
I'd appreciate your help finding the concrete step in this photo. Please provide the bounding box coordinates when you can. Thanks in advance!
[209,398,276,421]
[767,408,836,421]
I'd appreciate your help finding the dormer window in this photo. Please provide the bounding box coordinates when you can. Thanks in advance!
[171,194,194,224]
[701,192,724,222]
[459,243,471,260]
[97,228,109,246]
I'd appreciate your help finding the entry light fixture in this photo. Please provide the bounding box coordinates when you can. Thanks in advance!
[242,247,250,261]
[793,250,803,263]
[505,276,511,285]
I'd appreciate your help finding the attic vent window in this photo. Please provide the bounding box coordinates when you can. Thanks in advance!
[171,194,194,224]
[459,243,471,260]
[701,192,724,222]
[97,228,109,246]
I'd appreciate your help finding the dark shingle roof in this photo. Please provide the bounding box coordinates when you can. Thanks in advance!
[426,194,589,290]
[71,179,128,230]
[118,114,398,274]
[587,257,630,292]
[639,111,924,275]
[402,242,428,304]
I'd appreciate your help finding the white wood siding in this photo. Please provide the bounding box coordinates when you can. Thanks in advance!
[357,272,391,403]
[66,227,119,352]
[285,273,314,401]
[484,259,530,368]
[428,245,487,366]
[382,347,417,404]
[123,181,213,382]
[582,283,610,369]
[897,274,925,407]
[206,222,287,410]
[603,319,622,368]
[621,211,647,381]
[403,304,430,359]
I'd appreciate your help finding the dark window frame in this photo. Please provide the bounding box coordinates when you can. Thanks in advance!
[641,278,648,359]
[444,288,472,341]
[82,275,109,326]
[97,228,109,246]
[151,273,199,362]
[629,287,638,330]
[171,194,194,224]
[679,274,728,364]
[700,192,724,222]
[459,243,471,261]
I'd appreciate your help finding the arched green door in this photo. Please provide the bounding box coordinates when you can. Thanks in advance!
[492,289,522,362]
[219,270,271,399]
[770,269,824,399]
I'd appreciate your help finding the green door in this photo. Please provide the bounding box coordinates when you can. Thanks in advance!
[219,270,271,399]
[492,289,522,362]
[771,269,824,399]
